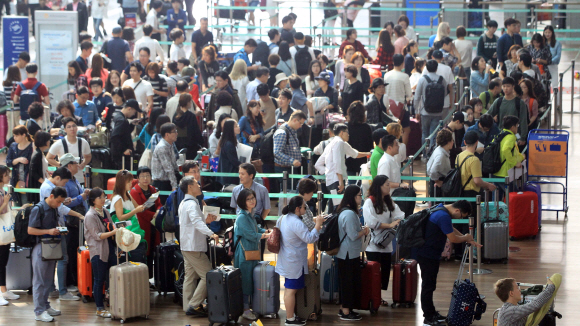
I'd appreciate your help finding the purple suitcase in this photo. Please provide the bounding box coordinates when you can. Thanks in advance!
[524,183,542,229]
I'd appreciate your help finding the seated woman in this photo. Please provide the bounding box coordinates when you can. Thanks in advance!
[275,195,323,326]
[234,188,271,321]
[6,125,33,206]
[174,93,204,160]
[130,167,162,278]
[85,188,118,318]
[216,119,241,185]
[336,185,369,321]
[363,175,403,305]
[51,100,84,134]
[238,100,265,156]
[110,169,146,263]
[28,131,52,203]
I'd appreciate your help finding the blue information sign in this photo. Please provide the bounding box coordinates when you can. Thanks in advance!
[2,17,29,73]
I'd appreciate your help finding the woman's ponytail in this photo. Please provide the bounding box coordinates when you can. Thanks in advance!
[282,205,290,215]
[282,195,304,216]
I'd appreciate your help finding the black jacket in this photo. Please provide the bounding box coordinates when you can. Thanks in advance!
[217,140,240,185]
[28,148,45,203]
[109,111,134,163]
[67,1,89,33]
[173,109,204,159]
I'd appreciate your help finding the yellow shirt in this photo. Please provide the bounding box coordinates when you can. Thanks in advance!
[456,150,481,192]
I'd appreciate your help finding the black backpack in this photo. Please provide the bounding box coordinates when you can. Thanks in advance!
[396,206,446,249]
[423,75,446,114]
[14,203,44,248]
[252,41,271,68]
[481,130,513,175]
[318,212,347,255]
[62,138,84,164]
[441,154,474,197]
[294,46,312,76]
[259,124,289,164]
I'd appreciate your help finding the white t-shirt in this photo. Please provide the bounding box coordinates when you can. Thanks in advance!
[123,78,154,112]
[454,39,474,68]
[48,137,91,181]
[422,63,455,108]
[110,194,135,213]
[146,9,159,29]
[169,43,187,61]
[377,152,401,195]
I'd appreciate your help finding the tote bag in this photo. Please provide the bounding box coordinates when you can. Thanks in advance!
[0,208,16,245]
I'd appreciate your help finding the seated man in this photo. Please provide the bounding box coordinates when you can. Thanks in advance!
[495,277,556,326]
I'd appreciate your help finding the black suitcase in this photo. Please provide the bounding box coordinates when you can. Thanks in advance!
[90,148,111,189]
[173,250,185,305]
[154,240,180,296]
[369,3,381,29]
[205,242,232,268]
[206,245,243,326]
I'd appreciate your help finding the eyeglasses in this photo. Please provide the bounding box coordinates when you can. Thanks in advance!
[246,197,256,202]
[139,174,151,179]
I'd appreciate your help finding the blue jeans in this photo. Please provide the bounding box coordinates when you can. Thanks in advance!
[93,18,103,39]
[91,252,116,310]
[421,114,444,156]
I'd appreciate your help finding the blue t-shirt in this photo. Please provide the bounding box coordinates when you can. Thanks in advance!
[106,37,131,73]
[417,204,454,260]
[233,49,252,67]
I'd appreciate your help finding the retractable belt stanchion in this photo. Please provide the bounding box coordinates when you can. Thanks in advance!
[307,151,313,175]
[473,193,492,275]
[565,60,577,114]
[283,171,289,207]
[505,176,520,252]
[468,202,475,279]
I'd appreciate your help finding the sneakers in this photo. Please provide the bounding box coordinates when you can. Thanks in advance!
[285,316,307,326]
[242,310,258,321]
[340,312,362,321]
[67,285,78,293]
[48,290,59,298]
[2,290,20,300]
[35,311,54,322]
[185,306,208,317]
[46,307,61,316]
[423,317,443,326]
[0,296,8,306]
[337,309,361,317]
[96,309,112,318]
[433,311,447,322]
[59,292,80,301]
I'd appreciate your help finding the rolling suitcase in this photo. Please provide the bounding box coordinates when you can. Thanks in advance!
[508,191,539,239]
[77,220,93,303]
[173,250,185,305]
[407,117,422,159]
[391,246,418,308]
[447,247,486,326]
[295,252,322,321]
[481,222,509,263]
[524,182,543,229]
[154,239,180,296]
[251,261,280,318]
[319,252,339,304]
[358,254,381,313]
[109,249,151,323]
[6,244,32,293]
[206,244,243,326]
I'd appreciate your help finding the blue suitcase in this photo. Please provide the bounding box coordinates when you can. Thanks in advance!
[480,201,508,224]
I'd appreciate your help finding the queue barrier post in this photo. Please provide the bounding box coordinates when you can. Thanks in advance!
[408,155,415,187]
[550,87,557,129]
[473,193,492,275]
[307,151,313,175]
[283,171,289,207]
[468,206,474,281]
[565,60,577,115]
[86,166,91,189]
[464,86,470,107]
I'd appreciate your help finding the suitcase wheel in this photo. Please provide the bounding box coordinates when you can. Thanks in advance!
[120,319,125,324]
[391,303,396,308]
[369,301,377,314]
[308,313,317,321]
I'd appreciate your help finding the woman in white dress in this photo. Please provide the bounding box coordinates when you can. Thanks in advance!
[230,59,250,112]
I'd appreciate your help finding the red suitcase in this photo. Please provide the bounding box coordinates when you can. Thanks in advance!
[407,117,422,159]
[508,191,539,239]
[391,258,418,308]
[358,260,381,313]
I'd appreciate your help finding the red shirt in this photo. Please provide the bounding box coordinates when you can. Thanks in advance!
[13,78,49,100]
[338,40,370,59]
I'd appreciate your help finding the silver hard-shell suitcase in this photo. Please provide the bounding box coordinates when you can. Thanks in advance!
[251,261,280,318]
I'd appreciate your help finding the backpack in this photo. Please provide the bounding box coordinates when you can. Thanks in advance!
[18,81,42,120]
[157,190,187,234]
[294,46,312,76]
[61,138,84,164]
[423,75,446,114]
[252,41,271,68]
[259,124,290,164]
[441,154,474,197]
[14,203,43,248]
[318,212,347,255]
[524,74,548,109]
[396,206,446,249]
[481,130,513,175]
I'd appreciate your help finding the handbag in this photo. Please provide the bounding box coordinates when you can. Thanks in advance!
[240,241,261,261]
[41,237,63,261]
[371,228,396,249]
[139,137,153,168]
[251,159,263,173]
[0,208,15,245]
[267,215,283,254]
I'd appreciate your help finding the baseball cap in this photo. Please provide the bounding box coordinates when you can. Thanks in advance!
[60,153,79,166]
[125,99,143,112]
[314,71,331,83]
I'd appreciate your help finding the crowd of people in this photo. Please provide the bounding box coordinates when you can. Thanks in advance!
[0,4,564,325]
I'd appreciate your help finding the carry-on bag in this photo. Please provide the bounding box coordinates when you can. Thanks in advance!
[154,239,180,295]
[109,247,151,323]
[251,261,280,318]
[357,253,381,313]
[77,220,93,303]
[206,241,244,326]
[480,190,509,263]
[446,247,486,326]
[391,245,418,308]
[320,252,339,304]
[6,244,32,292]
[295,249,322,321]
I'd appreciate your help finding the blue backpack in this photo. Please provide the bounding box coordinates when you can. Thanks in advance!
[155,189,185,234]
[19,82,42,120]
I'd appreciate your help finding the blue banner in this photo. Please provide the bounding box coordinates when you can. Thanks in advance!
[2,17,29,73]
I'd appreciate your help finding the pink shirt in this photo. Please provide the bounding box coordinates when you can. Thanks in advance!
[73,2,78,11]
[394,36,409,55]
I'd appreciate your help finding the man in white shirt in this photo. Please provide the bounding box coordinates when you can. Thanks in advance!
[122,62,155,113]
[384,54,413,142]
[146,1,166,39]
[133,24,165,66]
[246,67,270,103]
[422,50,455,112]
[315,124,369,212]
[377,135,409,194]
[178,176,219,317]
[46,117,92,184]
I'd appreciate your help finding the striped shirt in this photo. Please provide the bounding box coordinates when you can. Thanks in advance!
[3,84,19,112]
[144,75,168,110]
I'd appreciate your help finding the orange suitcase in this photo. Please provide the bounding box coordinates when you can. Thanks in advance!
[78,220,93,303]
[107,177,116,199]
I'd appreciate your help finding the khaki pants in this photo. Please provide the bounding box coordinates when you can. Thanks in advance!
[182,251,212,311]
